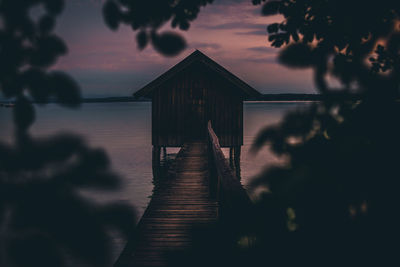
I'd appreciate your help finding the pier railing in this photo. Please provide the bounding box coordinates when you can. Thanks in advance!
[207,121,253,222]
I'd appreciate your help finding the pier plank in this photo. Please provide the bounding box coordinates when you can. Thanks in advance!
[115,142,218,267]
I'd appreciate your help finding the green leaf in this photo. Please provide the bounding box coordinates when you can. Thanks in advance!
[23,69,50,104]
[103,0,121,30]
[50,72,81,108]
[267,23,279,34]
[14,96,35,132]
[31,35,67,67]
[292,33,299,42]
[179,20,190,31]
[39,15,55,35]
[44,0,65,15]
[151,32,186,56]
[136,31,148,50]
[262,1,280,16]
[278,43,314,68]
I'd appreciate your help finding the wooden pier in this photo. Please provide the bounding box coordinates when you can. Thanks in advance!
[115,124,252,267]
[118,51,259,267]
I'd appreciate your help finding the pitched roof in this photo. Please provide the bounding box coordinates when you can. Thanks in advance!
[133,50,261,99]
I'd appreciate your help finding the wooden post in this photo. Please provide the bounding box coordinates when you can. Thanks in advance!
[208,137,217,200]
[229,147,234,169]
[233,146,241,181]
[207,121,219,201]
[162,146,167,162]
[152,146,161,181]
[152,146,161,164]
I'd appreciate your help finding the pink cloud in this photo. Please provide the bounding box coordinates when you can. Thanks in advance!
[53,0,317,96]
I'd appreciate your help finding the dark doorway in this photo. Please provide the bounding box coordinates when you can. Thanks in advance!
[185,85,206,141]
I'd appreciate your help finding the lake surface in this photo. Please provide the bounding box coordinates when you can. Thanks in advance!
[0,101,310,262]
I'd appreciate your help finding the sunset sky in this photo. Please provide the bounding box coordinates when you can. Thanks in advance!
[52,0,317,97]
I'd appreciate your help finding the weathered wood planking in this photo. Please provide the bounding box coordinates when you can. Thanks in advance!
[151,66,243,147]
[115,142,218,267]
[135,50,261,148]
[207,122,253,221]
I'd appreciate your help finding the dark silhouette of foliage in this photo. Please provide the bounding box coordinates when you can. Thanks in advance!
[97,1,400,265]
[0,0,79,130]
[0,134,136,267]
[256,0,400,94]
[246,0,400,265]
[102,0,215,56]
[0,1,135,266]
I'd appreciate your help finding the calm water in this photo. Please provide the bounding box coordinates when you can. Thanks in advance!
[0,101,310,261]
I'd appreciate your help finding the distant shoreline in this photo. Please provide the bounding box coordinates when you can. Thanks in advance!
[0,94,364,104]
[67,94,362,102]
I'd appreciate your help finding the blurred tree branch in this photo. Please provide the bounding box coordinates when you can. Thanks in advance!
[0,1,135,266]
[102,0,215,56]
[247,1,400,264]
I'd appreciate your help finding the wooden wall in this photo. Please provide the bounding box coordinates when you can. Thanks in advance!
[152,63,243,147]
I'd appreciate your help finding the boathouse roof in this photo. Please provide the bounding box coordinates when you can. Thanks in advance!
[133,50,261,99]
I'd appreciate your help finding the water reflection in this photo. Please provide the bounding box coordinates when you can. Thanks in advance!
[0,101,309,262]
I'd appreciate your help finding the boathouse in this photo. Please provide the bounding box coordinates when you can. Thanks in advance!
[134,50,261,147]
[116,50,258,266]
